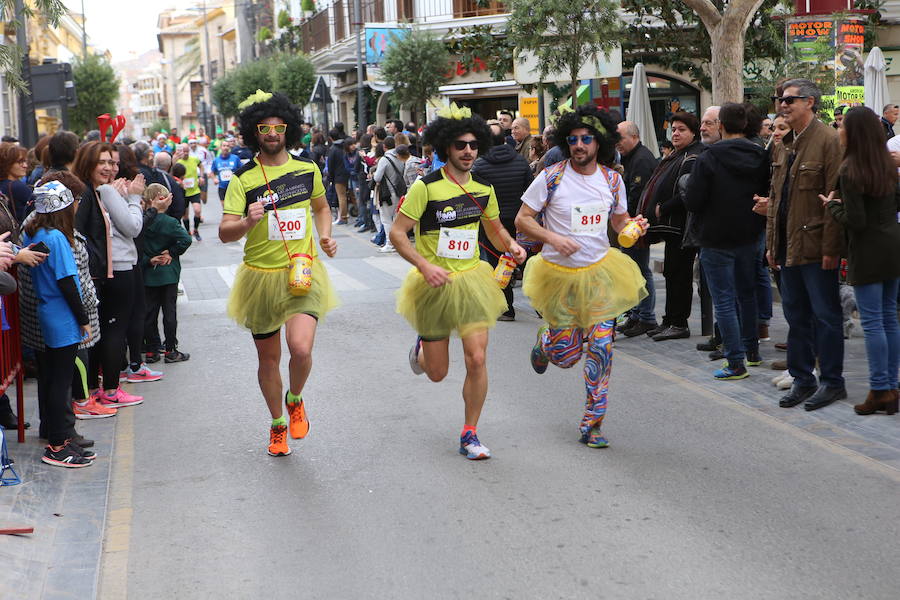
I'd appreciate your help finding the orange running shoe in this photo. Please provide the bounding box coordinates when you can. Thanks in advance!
[285,393,310,439]
[267,424,291,456]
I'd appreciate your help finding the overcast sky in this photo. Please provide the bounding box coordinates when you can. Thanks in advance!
[64,0,172,61]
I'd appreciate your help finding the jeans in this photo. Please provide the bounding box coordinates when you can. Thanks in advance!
[623,245,656,323]
[780,263,844,388]
[853,279,900,390]
[699,243,759,366]
[755,232,773,323]
[379,201,395,249]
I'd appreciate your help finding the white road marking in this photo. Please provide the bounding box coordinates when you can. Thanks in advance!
[322,260,368,291]
[362,256,411,281]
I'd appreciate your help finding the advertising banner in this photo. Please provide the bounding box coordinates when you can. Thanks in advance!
[785,15,867,109]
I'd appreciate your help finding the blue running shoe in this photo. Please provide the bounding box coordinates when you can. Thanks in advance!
[530,325,549,374]
[714,365,749,380]
[586,427,609,448]
[459,431,491,460]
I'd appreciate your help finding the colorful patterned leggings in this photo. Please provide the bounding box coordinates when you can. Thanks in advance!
[540,320,615,434]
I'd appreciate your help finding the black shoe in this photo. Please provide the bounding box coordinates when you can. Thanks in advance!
[41,443,93,468]
[0,410,29,430]
[652,326,690,341]
[804,385,848,411]
[498,310,515,322]
[696,335,721,352]
[622,321,657,337]
[746,351,762,366]
[144,351,161,364]
[67,439,97,460]
[616,317,638,333]
[70,433,95,448]
[708,349,724,361]
[164,350,191,363]
[645,323,668,337]
[779,384,818,408]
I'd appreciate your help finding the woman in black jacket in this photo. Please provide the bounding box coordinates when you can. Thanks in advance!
[636,112,704,341]
[823,106,900,415]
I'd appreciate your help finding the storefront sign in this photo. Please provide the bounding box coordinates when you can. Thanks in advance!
[520,97,539,134]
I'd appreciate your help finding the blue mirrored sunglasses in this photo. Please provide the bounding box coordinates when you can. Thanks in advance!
[566,134,594,146]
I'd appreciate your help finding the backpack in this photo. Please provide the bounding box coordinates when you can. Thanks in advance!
[515,159,621,252]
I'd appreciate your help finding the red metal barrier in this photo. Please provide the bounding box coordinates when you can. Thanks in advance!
[0,286,25,443]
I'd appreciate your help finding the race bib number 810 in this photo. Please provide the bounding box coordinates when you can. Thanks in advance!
[436,227,477,259]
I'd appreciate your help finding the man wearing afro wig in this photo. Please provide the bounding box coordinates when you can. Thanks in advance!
[219,91,339,457]
[515,105,649,449]
[390,105,526,460]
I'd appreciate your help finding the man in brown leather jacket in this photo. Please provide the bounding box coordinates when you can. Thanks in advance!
[766,78,846,411]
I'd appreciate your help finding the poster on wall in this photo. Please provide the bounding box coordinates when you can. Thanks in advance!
[365,28,408,66]
[785,16,867,110]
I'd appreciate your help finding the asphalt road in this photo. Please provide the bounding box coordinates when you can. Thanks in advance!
[101,200,900,600]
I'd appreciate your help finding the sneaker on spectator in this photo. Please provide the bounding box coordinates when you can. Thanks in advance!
[144,351,161,364]
[126,364,163,383]
[97,388,143,407]
[73,398,117,419]
[42,443,93,468]
[164,350,190,363]
[70,433,94,448]
[66,439,96,460]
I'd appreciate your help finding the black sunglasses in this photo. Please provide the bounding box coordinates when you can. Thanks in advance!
[771,95,810,105]
[452,140,479,151]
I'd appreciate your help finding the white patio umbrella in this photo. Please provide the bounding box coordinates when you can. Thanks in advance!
[626,62,659,158]
[864,47,890,112]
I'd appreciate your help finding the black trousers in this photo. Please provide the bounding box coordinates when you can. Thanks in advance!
[89,269,135,390]
[480,218,516,314]
[126,266,146,367]
[37,344,77,445]
[661,234,698,328]
[144,283,179,352]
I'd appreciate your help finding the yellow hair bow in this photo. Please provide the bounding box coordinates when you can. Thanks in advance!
[436,102,472,120]
[238,89,274,110]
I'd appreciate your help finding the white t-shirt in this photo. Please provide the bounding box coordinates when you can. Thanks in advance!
[521,162,627,268]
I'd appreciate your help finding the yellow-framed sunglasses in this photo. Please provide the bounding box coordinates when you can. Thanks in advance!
[257,123,287,134]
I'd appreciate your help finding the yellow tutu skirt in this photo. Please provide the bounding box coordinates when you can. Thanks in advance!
[523,248,647,329]
[396,261,507,339]
[227,259,339,334]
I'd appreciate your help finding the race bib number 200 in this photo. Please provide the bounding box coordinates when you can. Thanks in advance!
[571,203,607,234]
[268,207,307,241]
[436,227,477,259]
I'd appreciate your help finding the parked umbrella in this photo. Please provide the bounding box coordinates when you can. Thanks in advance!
[864,47,890,113]
[626,63,659,158]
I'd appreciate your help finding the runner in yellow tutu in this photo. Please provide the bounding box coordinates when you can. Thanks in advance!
[218,91,338,457]
[515,104,649,449]
[390,105,526,460]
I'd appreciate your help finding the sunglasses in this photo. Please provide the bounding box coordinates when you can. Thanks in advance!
[566,134,595,146]
[771,95,810,105]
[257,123,287,134]
[452,140,479,151]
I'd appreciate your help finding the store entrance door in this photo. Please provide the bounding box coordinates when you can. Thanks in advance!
[453,95,519,121]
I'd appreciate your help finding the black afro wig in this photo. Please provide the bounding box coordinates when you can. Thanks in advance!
[555,105,620,166]
[422,114,492,163]
[237,92,303,154]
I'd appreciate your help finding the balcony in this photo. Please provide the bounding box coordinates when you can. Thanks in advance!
[302,9,331,54]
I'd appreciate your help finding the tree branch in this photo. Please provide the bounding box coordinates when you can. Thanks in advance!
[680,0,722,29]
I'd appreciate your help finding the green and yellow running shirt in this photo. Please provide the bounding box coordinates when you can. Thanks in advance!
[177,156,203,197]
[399,168,499,272]
[223,156,326,269]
